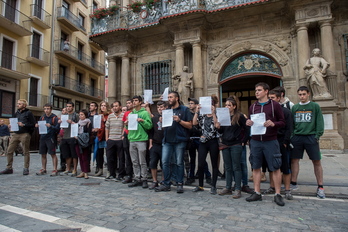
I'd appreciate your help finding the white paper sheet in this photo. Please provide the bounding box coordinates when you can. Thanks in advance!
[70,123,78,137]
[162,87,169,101]
[128,114,138,130]
[60,115,69,128]
[199,97,212,115]
[216,108,231,126]
[93,114,101,129]
[250,112,266,135]
[38,121,47,134]
[144,89,153,104]
[9,118,19,132]
[162,109,173,128]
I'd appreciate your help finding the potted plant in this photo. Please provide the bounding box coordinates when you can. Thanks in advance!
[90,5,120,19]
[128,1,144,13]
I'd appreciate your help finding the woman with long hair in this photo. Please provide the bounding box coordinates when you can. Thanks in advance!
[192,96,220,195]
[95,101,110,176]
[218,96,249,199]
[76,109,91,179]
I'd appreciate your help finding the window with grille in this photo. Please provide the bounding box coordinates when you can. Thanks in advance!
[53,96,69,110]
[142,60,171,96]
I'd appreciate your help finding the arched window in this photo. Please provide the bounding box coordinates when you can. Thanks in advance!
[220,53,282,82]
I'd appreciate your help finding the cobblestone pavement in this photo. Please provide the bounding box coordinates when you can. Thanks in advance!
[0,153,347,232]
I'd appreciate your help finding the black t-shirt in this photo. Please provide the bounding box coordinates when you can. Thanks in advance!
[164,105,193,143]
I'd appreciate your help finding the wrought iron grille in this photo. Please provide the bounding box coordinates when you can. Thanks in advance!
[344,34,348,72]
[220,53,282,81]
[142,60,172,96]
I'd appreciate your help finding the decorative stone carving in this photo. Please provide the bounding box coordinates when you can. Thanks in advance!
[208,44,231,64]
[303,48,333,100]
[263,44,272,53]
[278,58,288,67]
[172,66,193,101]
[242,41,252,50]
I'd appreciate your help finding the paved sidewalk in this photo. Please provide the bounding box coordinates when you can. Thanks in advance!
[0,151,347,231]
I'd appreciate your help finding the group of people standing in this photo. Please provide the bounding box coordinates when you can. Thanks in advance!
[0,82,326,207]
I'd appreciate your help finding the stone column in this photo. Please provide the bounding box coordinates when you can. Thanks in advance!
[192,42,203,98]
[123,0,129,10]
[121,56,130,104]
[174,43,184,76]
[320,20,337,98]
[107,57,117,103]
[296,24,310,87]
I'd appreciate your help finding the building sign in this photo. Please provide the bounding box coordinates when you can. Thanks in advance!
[0,77,16,92]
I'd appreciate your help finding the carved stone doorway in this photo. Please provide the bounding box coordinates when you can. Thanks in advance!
[220,75,281,115]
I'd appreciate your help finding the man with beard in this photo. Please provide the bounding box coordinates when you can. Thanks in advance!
[155,91,192,193]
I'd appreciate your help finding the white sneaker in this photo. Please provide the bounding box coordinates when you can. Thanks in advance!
[317,187,325,199]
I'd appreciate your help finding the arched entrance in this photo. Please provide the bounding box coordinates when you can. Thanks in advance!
[219,53,282,114]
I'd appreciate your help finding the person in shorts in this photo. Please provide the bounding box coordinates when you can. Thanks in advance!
[36,104,60,176]
[246,82,286,206]
[290,86,325,199]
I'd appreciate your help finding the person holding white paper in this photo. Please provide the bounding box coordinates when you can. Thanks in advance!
[245,82,286,206]
[155,91,192,193]
[35,104,60,176]
[58,102,79,177]
[217,96,250,198]
[192,96,220,195]
[75,109,92,179]
[0,99,35,175]
[127,96,153,188]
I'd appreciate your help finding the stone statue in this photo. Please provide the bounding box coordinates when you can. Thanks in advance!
[172,66,193,103]
[303,48,333,100]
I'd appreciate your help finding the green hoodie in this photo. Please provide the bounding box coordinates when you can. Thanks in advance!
[291,101,324,140]
[128,107,153,142]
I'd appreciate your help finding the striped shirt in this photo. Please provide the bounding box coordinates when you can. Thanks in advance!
[105,112,124,140]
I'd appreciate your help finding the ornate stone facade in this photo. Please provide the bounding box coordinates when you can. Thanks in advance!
[90,0,348,150]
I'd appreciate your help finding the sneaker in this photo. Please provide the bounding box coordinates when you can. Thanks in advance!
[95,170,103,176]
[70,171,77,177]
[206,176,212,185]
[128,180,142,187]
[316,187,325,199]
[290,184,299,191]
[274,194,285,206]
[105,175,116,181]
[36,169,47,175]
[95,167,99,174]
[23,168,29,175]
[210,187,217,195]
[50,170,58,176]
[285,191,294,200]
[177,183,184,193]
[149,182,159,190]
[116,176,123,181]
[155,184,171,192]
[0,168,13,175]
[261,172,267,182]
[241,185,254,194]
[232,190,242,199]
[192,186,204,192]
[122,176,132,184]
[246,192,262,202]
[218,188,232,195]
[142,180,149,188]
[59,170,69,176]
[262,187,275,194]
[184,178,195,185]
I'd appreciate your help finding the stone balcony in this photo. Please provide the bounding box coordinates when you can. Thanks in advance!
[90,0,268,36]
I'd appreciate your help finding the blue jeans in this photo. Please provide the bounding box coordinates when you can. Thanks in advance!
[222,145,243,190]
[162,142,186,186]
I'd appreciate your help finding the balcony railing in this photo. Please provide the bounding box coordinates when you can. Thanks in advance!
[27,44,50,66]
[0,50,30,76]
[0,0,32,36]
[54,40,105,74]
[57,7,85,31]
[26,92,49,108]
[91,0,267,35]
[52,74,104,99]
[30,4,51,28]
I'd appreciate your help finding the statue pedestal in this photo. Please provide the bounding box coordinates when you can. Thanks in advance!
[315,100,344,150]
